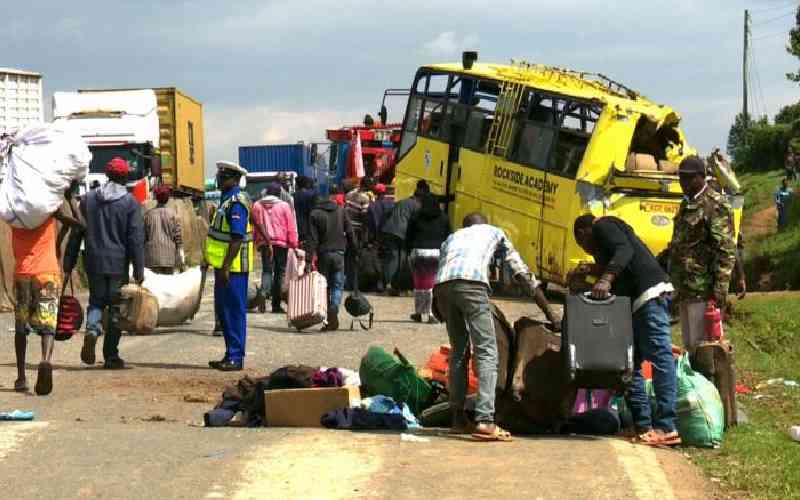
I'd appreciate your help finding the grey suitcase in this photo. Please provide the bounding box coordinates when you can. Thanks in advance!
[563,293,634,390]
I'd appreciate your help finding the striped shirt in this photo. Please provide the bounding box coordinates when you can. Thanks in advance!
[144,206,183,268]
[435,224,537,289]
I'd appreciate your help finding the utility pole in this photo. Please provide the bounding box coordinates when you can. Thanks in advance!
[743,9,750,129]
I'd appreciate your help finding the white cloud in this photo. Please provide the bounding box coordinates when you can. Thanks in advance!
[423,32,479,58]
[203,104,365,175]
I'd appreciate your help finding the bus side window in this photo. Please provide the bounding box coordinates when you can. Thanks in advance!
[550,101,601,178]
[510,92,558,170]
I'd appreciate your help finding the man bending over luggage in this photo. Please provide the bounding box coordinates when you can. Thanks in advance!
[573,214,679,446]
[434,212,560,442]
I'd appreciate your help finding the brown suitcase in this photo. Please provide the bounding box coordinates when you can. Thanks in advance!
[691,341,738,429]
[118,284,159,335]
[495,316,577,434]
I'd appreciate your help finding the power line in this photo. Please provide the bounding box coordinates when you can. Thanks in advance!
[752,9,795,26]
[752,29,789,40]
[751,1,796,14]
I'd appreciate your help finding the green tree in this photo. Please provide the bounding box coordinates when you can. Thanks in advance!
[727,112,751,163]
[775,102,800,125]
[787,6,800,82]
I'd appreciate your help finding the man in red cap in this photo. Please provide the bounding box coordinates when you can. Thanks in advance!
[144,185,184,274]
[64,156,145,369]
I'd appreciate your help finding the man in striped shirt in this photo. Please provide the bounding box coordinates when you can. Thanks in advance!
[144,186,184,274]
[434,212,560,442]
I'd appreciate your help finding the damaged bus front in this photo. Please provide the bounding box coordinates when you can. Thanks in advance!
[393,55,742,287]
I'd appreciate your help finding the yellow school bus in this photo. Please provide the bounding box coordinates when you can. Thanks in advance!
[394,55,742,286]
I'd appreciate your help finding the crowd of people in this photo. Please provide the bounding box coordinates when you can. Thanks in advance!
[12,153,739,447]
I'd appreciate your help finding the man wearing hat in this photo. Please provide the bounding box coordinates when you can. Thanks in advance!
[144,185,184,274]
[668,155,736,351]
[64,157,145,370]
[206,161,253,371]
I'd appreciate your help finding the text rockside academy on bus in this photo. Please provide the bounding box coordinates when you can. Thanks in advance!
[493,164,560,196]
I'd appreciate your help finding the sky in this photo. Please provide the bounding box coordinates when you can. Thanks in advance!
[2,0,799,176]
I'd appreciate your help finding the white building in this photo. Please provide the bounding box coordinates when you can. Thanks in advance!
[0,68,44,134]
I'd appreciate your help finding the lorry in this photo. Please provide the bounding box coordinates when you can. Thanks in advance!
[238,143,328,200]
[326,121,402,187]
[53,87,205,202]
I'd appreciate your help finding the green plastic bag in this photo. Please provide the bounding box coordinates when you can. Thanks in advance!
[675,353,725,447]
[359,346,433,417]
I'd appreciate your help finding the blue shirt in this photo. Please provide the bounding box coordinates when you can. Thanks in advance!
[221,187,248,238]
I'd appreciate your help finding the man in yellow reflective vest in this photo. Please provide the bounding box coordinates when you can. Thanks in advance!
[206,161,253,371]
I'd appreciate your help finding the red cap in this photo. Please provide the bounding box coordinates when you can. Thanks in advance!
[105,157,129,178]
[374,183,386,194]
[154,184,171,204]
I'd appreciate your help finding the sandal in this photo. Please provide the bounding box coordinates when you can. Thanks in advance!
[656,430,682,446]
[472,422,513,442]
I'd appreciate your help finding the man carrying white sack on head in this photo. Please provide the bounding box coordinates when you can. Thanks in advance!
[0,125,90,395]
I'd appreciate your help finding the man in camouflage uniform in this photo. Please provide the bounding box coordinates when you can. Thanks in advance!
[668,156,737,350]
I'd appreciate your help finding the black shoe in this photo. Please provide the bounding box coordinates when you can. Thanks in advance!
[272,306,286,314]
[410,313,422,323]
[217,360,243,372]
[208,358,228,369]
[81,335,97,365]
[103,358,126,370]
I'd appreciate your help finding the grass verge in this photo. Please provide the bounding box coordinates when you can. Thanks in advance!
[687,293,800,500]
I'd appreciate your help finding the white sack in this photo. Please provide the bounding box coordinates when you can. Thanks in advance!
[141,266,203,326]
[0,123,91,229]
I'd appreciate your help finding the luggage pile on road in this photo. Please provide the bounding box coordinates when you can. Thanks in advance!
[202,298,734,449]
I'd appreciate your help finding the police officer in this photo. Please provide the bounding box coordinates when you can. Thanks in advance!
[206,161,253,371]
[668,156,736,351]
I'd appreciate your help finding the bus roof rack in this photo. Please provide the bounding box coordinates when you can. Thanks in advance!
[508,59,640,100]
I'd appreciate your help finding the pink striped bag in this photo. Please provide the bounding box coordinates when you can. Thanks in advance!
[287,271,327,331]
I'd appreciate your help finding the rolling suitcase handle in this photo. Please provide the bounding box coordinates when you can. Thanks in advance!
[578,292,617,305]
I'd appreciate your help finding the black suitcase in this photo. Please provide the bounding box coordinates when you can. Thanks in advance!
[563,293,634,390]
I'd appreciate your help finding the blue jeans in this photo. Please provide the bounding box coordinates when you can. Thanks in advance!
[318,251,345,313]
[86,274,125,362]
[626,297,677,432]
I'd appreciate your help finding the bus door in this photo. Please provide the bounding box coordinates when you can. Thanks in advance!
[446,78,511,227]
[538,98,601,283]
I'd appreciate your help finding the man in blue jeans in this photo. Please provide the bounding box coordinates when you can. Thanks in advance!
[308,193,356,331]
[574,214,679,446]
[64,157,145,369]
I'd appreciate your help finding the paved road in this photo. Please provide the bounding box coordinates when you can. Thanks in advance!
[0,292,721,499]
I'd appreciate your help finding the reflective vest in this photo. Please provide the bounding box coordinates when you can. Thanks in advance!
[205,191,254,272]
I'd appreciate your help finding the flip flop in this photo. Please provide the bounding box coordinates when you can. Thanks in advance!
[35,362,53,396]
[472,423,513,442]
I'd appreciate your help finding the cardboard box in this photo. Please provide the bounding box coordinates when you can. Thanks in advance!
[264,386,361,427]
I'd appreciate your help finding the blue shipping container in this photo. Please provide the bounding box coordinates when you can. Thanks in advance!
[238,144,311,176]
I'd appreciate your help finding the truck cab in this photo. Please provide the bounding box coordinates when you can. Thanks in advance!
[53,89,160,203]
